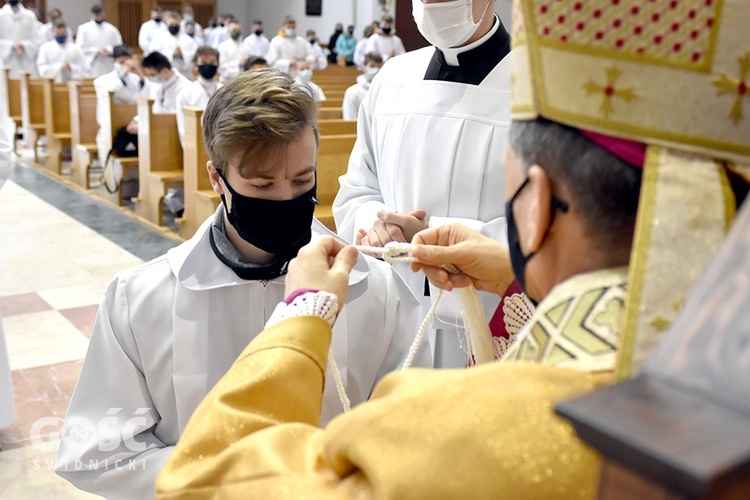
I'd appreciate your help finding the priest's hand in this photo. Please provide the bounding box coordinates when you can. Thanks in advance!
[356,209,428,247]
[60,61,71,72]
[411,223,513,296]
[286,237,359,308]
[98,48,110,57]
[174,46,182,58]
[12,44,23,56]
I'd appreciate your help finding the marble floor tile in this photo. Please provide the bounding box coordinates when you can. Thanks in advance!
[0,371,51,451]
[0,263,33,298]
[21,360,82,418]
[0,440,100,499]
[37,284,106,311]
[3,311,89,371]
[0,293,52,317]
[58,306,99,339]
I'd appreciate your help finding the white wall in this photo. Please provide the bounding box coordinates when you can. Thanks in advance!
[47,0,94,36]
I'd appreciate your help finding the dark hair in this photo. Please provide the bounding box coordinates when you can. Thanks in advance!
[193,45,219,63]
[111,44,132,58]
[364,51,383,65]
[91,4,103,14]
[243,56,268,71]
[52,19,67,29]
[509,118,642,252]
[152,5,163,13]
[141,51,172,71]
[253,19,263,25]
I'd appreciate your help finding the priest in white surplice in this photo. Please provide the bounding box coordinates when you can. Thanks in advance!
[334,0,511,369]
[148,12,198,81]
[75,4,123,78]
[217,21,248,83]
[138,5,166,53]
[0,0,41,78]
[175,46,222,148]
[266,16,312,75]
[36,20,89,83]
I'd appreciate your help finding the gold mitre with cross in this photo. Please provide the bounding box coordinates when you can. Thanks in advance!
[510,0,750,379]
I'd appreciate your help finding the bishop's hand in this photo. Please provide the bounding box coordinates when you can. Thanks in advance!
[411,223,513,296]
[356,209,428,247]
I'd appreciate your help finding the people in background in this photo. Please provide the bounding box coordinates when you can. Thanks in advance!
[92,44,148,168]
[335,25,357,66]
[180,6,204,42]
[342,51,382,120]
[327,22,343,64]
[294,59,325,101]
[208,13,233,48]
[75,4,123,78]
[36,20,88,82]
[266,16,311,75]
[57,68,427,499]
[203,15,218,42]
[217,20,248,83]
[243,20,269,59]
[175,46,221,147]
[305,29,328,70]
[148,11,198,81]
[138,5,166,53]
[365,14,404,62]
[141,50,190,114]
[39,7,72,43]
[242,55,268,72]
[0,0,41,78]
[353,25,374,69]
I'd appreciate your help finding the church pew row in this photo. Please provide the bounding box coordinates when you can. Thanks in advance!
[42,78,73,175]
[19,72,45,164]
[134,96,183,227]
[99,91,139,207]
[320,98,344,109]
[177,107,211,240]
[69,80,98,189]
[315,134,357,231]
[0,68,22,153]
[318,119,356,136]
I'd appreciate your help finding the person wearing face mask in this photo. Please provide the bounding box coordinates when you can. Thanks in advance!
[174,46,222,148]
[353,25,374,70]
[327,22,344,64]
[243,20,269,59]
[141,50,190,114]
[334,0,513,369]
[39,7,73,43]
[154,1,750,496]
[138,5,167,53]
[217,20,249,83]
[56,69,428,499]
[294,59,325,101]
[304,29,328,70]
[335,25,358,66]
[267,16,313,75]
[36,20,88,83]
[208,13,234,49]
[179,6,204,42]
[92,44,148,168]
[342,51,382,120]
[75,4,123,78]
[0,0,41,78]
[148,11,199,81]
[364,14,404,62]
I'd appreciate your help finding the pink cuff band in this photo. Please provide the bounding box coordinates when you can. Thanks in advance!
[284,288,320,304]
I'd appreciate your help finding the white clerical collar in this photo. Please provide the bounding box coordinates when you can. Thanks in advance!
[440,14,499,67]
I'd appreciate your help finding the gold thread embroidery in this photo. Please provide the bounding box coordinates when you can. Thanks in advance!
[583,66,636,117]
[712,52,750,124]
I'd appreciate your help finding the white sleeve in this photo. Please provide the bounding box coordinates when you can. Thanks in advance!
[175,90,186,148]
[70,47,91,79]
[266,38,291,73]
[138,23,150,53]
[395,37,405,56]
[342,86,358,121]
[35,45,60,79]
[332,80,389,243]
[55,277,174,500]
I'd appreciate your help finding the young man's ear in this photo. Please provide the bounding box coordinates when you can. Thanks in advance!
[207,161,224,195]
[523,164,552,254]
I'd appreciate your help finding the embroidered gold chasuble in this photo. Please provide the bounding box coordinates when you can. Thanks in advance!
[156,269,626,499]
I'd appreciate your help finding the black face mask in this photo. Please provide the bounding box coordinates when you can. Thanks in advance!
[153,17,162,23]
[335,28,343,33]
[309,38,316,45]
[505,177,569,305]
[94,19,103,24]
[230,30,241,40]
[197,63,218,80]
[8,0,18,6]
[218,170,317,255]
[254,29,263,36]
[168,25,180,35]
[381,26,392,35]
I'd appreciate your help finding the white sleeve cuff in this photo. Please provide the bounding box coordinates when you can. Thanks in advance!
[264,291,339,329]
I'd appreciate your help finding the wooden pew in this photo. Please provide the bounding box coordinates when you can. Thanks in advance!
[320,98,344,109]
[318,108,343,120]
[315,134,356,231]
[135,96,184,226]
[177,107,218,239]
[42,78,73,174]
[318,119,357,136]
[100,90,139,206]
[0,68,21,153]
[69,81,98,188]
[19,72,46,163]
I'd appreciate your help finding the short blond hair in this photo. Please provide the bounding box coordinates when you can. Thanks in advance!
[203,69,319,177]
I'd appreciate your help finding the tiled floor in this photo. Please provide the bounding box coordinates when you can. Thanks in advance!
[0,153,179,498]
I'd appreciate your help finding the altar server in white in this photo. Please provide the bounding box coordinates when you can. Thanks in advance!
[217,20,248,83]
[138,5,166,53]
[56,69,427,499]
[0,0,41,78]
[75,4,123,78]
[141,51,190,114]
[243,20,269,58]
[364,14,405,62]
[148,11,198,81]
[266,16,312,74]
[334,0,512,369]
[175,46,222,147]
[36,20,88,82]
